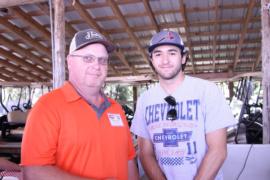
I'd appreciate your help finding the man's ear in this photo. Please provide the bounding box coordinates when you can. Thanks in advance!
[181,53,187,65]
[66,55,72,70]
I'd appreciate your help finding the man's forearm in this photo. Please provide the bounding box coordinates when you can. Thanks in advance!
[139,154,166,180]
[128,159,139,180]
[23,165,92,180]
[194,149,227,180]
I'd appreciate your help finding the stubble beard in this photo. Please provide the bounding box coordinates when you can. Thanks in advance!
[157,63,183,80]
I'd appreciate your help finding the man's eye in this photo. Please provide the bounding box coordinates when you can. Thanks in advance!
[154,53,161,57]
[84,56,94,61]
[99,58,108,64]
[170,52,176,55]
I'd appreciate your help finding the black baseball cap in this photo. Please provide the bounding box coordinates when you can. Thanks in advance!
[69,28,115,53]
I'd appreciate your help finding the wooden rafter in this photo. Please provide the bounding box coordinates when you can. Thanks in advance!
[72,0,133,76]
[9,6,51,40]
[0,74,11,82]
[0,0,263,83]
[37,2,76,38]
[0,34,51,71]
[0,0,47,8]
[180,0,195,74]
[233,0,256,70]
[0,18,51,56]
[0,59,43,81]
[0,48,51,79]
[142,0,159,32]
[113,28,260,44]
[107,0,153,73]
[0,67,28,81]
[252,49,261,72]
[65,2,260,15]
[103,17,260,34]
[212,0,219,72]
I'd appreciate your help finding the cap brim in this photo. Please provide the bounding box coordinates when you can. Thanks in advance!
[148,43,184,53]
[74,40,115,53]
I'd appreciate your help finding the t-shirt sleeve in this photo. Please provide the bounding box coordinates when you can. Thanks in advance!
[21,100,59,166]
[127,128,136,160]
[130,94,151,139]
[204,83,237,133]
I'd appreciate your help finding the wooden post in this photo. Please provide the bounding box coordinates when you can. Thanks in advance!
[133,86,137,111]
[228,81,234,102]
[262,0,270,143]
[53,0,65,88]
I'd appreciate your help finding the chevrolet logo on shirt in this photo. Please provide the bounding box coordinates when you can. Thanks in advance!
[153,129,192,147]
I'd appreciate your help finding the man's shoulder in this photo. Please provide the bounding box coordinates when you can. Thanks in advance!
[107,97,124,110]
[139,83,161,98]
[186,75,216,88]
[36,86,65,105]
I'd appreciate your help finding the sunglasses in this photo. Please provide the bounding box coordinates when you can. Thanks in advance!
[164,95,177,121]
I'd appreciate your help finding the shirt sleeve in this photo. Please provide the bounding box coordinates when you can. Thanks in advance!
[204,83,237,133]
[130,94,151,139]
[21,99,59,166]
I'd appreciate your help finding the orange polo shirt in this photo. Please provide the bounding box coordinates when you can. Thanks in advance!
[21,82,136,180]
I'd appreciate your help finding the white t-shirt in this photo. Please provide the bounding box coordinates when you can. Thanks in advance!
[131,76,236,180]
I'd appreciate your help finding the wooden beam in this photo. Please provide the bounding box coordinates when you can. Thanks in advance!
[233,0,256,70]
[0,81,51,87]
[179,0,195,74]
[106,74,156,83]
[107,0,153,74]
[0,0,47,8]
[52,0,65,88]
[262,0,270,144]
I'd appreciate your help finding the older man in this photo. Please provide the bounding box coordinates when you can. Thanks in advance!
[21,29,139,180]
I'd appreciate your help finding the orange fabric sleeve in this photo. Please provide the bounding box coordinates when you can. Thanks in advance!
[21,100,59,165]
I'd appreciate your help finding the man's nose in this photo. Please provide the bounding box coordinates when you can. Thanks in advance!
[161,54,169,64]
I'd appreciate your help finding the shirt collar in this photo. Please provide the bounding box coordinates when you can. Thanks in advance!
[61,81,81,102]
[61,81,115,105]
